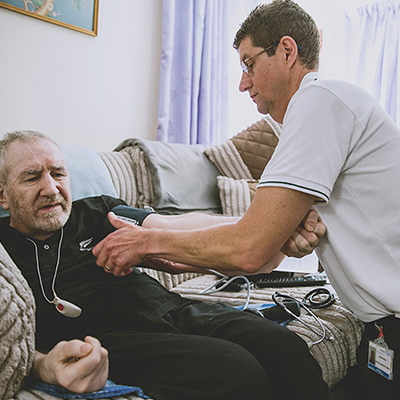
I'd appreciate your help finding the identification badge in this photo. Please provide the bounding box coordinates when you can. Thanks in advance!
[367,324,394,380]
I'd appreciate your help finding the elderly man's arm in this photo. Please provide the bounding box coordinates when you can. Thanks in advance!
[93,187,317,276]
[31,336,108,394]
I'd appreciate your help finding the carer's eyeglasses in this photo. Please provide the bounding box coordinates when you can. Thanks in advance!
[240,42,279,74]
[240,41,302,75]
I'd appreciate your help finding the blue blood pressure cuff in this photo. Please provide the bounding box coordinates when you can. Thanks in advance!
[111,205,156,226]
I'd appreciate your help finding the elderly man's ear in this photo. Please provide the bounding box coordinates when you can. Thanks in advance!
[0,185,9,210]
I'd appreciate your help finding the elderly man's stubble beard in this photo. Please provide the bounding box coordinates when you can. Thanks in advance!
[11,194,72,235]
[36,196,72,232]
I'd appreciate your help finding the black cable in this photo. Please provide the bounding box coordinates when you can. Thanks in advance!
[302,288,335,309]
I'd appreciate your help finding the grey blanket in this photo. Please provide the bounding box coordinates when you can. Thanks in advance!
[116,139,221,214]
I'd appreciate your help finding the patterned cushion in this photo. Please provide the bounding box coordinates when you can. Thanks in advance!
[97,151,139,208]
[205,114,281,180]
[217,176,257,216]
[231,116,280,180]
[248,181,258,201]
[119,146,154,210]
[204,141,252,180]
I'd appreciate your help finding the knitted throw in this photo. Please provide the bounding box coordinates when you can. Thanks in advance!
[0,243,35,399]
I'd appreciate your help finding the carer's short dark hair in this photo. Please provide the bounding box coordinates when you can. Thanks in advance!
[233,0,320,70]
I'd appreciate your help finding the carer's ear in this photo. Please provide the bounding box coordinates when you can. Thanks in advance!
[0,184,10,210]
[280,36,300,67]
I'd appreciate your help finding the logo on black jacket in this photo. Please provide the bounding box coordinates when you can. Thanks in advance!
[79,237,94,251]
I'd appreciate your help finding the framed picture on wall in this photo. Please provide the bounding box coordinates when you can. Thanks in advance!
[0,0,99,36]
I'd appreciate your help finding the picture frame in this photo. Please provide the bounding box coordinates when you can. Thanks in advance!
[0,0,99,36]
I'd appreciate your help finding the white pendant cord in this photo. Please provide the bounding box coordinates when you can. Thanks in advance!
[26,228,82,318]
[26,227,64,305]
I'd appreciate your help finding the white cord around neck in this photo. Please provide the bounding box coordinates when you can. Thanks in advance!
[26,228,82,318]
[26,228,64,305]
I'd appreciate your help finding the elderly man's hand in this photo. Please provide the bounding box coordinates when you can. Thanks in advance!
[32,336,109,394]
[281,209,326,258]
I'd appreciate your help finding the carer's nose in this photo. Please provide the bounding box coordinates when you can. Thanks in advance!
[239,71,252,93]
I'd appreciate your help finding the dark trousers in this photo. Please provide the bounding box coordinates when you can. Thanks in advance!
[99,301,332,400]
[344,315,400,400]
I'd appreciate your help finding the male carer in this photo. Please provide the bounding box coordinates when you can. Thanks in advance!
[94,1,400,399]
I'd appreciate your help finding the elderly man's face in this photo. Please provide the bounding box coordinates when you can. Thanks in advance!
[0,138,72,240]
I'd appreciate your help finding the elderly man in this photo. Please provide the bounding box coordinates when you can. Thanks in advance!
[93,1,400,399]
[0,130,332,400]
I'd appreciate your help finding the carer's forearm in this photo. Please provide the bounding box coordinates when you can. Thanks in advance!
[142,223,279,274]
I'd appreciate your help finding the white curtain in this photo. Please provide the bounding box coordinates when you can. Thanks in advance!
[157,0,230,145]
[344,0,400,124]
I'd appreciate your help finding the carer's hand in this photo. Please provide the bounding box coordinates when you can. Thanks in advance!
[32,336,109,394]
[281,209,326,258]
[93,212,147,276]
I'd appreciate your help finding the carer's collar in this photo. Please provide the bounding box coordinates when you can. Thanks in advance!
[299,72,319,90]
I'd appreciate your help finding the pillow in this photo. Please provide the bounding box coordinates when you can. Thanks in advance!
[115,139,222,214]
[62,145,117,201]
[119,146,154,210]
[97,151,139,208]
[205,115,281,180]
[248,180,258,201]
[204,141,252,180]
[217,176,258,217]
[0,243,35,399]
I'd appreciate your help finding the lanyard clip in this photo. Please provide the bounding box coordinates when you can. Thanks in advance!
[369,323,394,380]
[374,323,388,347]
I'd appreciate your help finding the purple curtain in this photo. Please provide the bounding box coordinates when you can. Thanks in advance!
[157,0,230,145]
[344,0,400,124]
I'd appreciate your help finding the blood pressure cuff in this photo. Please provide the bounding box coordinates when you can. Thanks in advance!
[112,205,156,226]
[105,205,156,232]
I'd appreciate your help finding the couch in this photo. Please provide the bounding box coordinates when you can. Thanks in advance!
[1,115,364,400]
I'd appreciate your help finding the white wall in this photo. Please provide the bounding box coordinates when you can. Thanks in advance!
[0,0,379,151]
[0,0,162,151]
